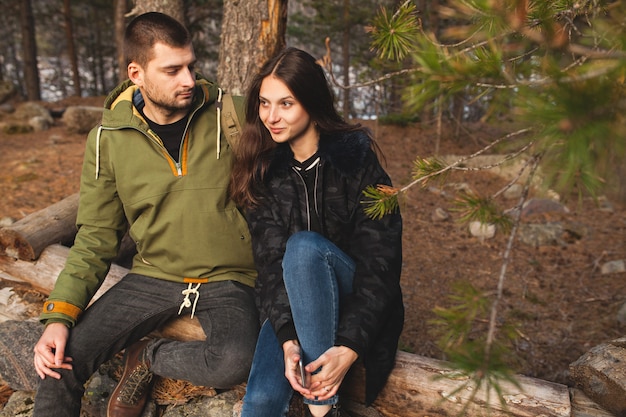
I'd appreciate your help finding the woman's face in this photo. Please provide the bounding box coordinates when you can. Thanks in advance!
[259,75,319,160]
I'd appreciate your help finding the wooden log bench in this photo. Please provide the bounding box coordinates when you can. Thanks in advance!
[0,243,616,417]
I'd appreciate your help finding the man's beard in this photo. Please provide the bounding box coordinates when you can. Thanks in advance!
[143,85,194,115]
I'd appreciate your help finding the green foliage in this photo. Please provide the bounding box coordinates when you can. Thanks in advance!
[367,2,421,61]
[361,184,400,220]
[367,0,626,200]
[361,2,626,412]
[430,281,522,413]
[412,156,450,186]
[452,191,513,233]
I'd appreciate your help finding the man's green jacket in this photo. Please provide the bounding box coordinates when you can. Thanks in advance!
[40,76,256,327]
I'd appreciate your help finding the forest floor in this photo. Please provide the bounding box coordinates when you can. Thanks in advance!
[0,96,625,406]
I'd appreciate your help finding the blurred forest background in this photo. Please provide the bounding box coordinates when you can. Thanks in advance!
[1,0,420,119]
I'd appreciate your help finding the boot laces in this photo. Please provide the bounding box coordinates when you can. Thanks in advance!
[116,363,153,405]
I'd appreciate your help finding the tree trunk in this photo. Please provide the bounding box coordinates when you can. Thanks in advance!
[0,194,79,261]
[63,0,82,97]
[127,0,185,24]
[19,0,40,101]
[218,0,287,95]
[115,0,128,83]
[569,338,626,416]
[0,193,135,264]
[341,0,350,118]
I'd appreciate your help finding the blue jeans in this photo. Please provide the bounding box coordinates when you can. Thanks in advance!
[241,231,356,417]
[33,275,259,417]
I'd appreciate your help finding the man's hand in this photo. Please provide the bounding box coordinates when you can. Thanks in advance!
[33,322,73,379]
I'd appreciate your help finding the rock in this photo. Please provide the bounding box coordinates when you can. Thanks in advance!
[503,183,523,200]
[521,198,569,219]
[601,259,626,275]
[517,223,565,247]
[469,221,496,239]
[62,106,103,134]
[0,390,34,417]
[28,116,51,132]
[162,390,241,417]
[0,320,42,391]
[1,122,33,134]
[431,207,450,222]
[14,102,53,126]
[597,196,614,213]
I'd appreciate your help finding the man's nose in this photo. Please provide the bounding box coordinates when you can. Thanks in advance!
[181,68,195,87]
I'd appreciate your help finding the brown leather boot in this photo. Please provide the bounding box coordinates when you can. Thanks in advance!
[107,339,155,417]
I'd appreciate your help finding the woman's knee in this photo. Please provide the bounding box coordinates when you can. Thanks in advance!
[285,231,328,259]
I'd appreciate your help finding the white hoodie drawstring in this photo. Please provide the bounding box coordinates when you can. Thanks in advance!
[95,125,103,179]
[216,87,223,159]
[178,282,201,319]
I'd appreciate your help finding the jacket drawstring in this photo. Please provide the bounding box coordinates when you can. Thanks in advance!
[178,282,201,319]
[95,125,103,179]
[216,87,223,160]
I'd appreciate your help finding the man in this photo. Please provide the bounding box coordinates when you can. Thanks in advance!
[32,12,258,417]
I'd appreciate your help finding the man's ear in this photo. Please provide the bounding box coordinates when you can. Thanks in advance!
[128,62,142,86]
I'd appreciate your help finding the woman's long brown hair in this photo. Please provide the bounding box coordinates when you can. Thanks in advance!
[229,47,369,208]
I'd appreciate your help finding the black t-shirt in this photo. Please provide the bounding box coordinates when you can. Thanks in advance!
[136,100,188,161]
[144,115,188,162]
[292,153,322,233]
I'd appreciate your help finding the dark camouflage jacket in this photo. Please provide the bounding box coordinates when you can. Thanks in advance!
[245,130,404,405]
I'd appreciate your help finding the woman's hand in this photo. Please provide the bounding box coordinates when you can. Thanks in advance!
[302,346,358,401]
[283,340,312,395]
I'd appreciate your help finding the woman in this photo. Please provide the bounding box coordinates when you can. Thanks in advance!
[230,47,403,417]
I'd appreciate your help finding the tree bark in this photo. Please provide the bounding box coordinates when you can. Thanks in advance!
[218,0,287,95]
[115,0,129,83]
[0,194,79,261]
[569,338,626,416]
[63,0,81,97]
[127,0,185,25]
[19,0,40,101]
[0,193,135,265]
[341,0,350,117]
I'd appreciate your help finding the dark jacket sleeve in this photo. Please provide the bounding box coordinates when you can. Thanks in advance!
[334,149,403,362]
[245,191,298,345]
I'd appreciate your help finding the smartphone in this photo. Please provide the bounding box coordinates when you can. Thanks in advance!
[298,357,309,388]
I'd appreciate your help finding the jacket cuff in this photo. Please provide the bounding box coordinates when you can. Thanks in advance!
[335,335,364,360]
[41,300,82,321]
[276,322,298,346]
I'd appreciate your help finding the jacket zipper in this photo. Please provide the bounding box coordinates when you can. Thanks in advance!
[292,162,322,232]
[292,168,312,231]
[101,100,202,178]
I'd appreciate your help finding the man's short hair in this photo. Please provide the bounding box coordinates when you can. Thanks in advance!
[124,12,192,68]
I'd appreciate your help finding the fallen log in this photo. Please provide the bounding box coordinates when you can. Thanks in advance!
[0,193,79,260]
[569,337,626,416]
[0,245,615,417]
[0,193,136,265]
